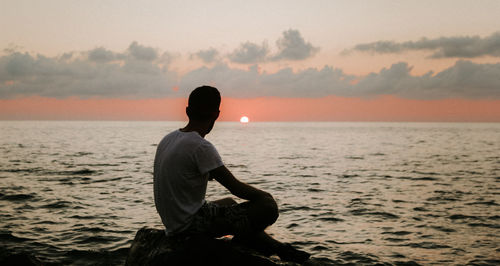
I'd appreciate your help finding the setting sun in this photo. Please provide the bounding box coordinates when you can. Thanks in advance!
[240,116,249,123]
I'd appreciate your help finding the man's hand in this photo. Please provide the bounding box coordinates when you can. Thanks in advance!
[209,165,272,201]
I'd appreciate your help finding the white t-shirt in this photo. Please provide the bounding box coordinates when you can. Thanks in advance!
[153,129,223,235]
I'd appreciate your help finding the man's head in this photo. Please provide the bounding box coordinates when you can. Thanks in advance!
[186,85,221,122]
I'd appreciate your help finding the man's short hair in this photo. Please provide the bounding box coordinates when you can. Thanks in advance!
[187,85,221,120]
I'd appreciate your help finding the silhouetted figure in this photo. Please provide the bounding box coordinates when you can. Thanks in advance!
[153,85,310,263]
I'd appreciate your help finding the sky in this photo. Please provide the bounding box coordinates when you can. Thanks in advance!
[1,0,500,121]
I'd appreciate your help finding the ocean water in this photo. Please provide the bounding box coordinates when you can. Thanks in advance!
[0,121,499,265]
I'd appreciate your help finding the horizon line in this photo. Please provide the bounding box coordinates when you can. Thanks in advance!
[1,119,499,123]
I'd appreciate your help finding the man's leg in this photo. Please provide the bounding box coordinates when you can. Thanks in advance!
[212,197,238,206]
[212,196,310,263]
[212,197,280,252]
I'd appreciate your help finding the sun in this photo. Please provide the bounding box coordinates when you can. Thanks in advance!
[240,116,249,123]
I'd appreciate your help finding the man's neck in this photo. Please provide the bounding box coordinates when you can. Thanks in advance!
[180,121,212,138]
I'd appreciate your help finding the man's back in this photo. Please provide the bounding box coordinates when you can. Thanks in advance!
[153,129,223,235]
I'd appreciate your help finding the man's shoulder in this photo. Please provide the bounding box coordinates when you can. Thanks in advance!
[158,130,177,145]
[161,130,211,149]
[165,129,182,138]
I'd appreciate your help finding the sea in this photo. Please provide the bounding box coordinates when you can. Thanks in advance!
[0,121,499,265]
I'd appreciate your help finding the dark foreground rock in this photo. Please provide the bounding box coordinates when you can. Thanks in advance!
[0,253,43,266]
[125,227,330,266]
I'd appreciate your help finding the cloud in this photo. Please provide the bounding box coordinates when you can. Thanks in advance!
[344,31,500,58]
[59,52,74,61]
[88,47,120,63]
[191,48,219,63]
[179,61,500,99]
[127,41,158,61]
[158,51,178,66]
[0,43,177,99]
[227,29,318,63]
[1,43,499,100]
[338,60,500,99]
[87,42,163,63]
[228,42,269,64]
[3,43,25,54]
[272,29,319,61]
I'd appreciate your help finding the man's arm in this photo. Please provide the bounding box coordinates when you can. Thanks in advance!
[210,165,273,201]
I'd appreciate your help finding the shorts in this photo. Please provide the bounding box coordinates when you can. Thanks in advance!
[180,201,252,238]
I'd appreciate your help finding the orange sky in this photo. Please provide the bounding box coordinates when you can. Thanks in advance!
[1,96,499,122]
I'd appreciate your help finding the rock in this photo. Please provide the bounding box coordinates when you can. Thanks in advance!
[125,227,327,266]
[0,253,43,266]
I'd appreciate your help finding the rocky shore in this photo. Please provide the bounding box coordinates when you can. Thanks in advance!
[125,227,330,265]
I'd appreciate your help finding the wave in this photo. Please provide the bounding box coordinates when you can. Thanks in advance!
[0,193,36,201]
[0,232,32,243]
[402,242,451,249]
[40,200,73,209]
[381,231,413,236]
[449,214,483,220]
[384,237,409,243]
[349,209,400,219]
[74,235,124,244]
[466,200,498,206]
[467,223,500,229]
[0,168,99,176]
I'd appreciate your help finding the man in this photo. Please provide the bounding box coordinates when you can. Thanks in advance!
[153,85,310,262]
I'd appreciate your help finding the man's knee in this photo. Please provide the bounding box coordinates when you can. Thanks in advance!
[259,196,279,226]
[242,195,279,230]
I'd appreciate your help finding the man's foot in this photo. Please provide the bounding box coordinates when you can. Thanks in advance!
[276,243,310,263]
